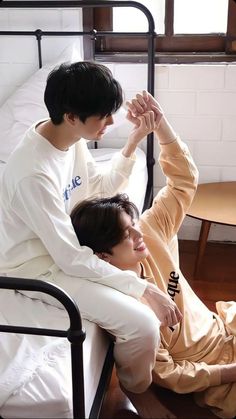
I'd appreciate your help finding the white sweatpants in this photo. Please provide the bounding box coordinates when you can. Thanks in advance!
[34,268,161,393]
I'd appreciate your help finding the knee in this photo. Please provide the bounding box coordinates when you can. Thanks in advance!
[136,305,161,348]
[124,303,160,350]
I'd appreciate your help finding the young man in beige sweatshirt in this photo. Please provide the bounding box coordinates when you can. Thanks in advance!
[71,92,236,419]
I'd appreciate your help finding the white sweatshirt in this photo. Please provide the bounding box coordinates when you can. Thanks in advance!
[0,122,147,298]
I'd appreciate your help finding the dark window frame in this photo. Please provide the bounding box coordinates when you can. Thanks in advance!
[83,0,236,63]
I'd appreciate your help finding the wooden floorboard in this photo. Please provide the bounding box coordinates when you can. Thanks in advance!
[100,239,236,419]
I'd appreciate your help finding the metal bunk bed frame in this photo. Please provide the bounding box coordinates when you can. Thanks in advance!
[0,2,156,418]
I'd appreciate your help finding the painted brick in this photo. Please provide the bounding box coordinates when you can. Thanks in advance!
[178,218,201,240]
[114,64,147,90]
[155,65,169,89]
[208,224,236,242]
[194,141,236,166]
[197,92,236,116]
[155,91,196,115]
[222,117,236,141]
[225,65,236,91]
[198,166,221,183]
[167,115,221,142]
[221,167,236,181]
[169,64,225,90]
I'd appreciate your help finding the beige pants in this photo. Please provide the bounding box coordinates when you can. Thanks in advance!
[195,301,236,419]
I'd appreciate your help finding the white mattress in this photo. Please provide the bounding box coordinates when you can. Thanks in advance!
[0,289,110,418]
[0,160,6,176]
[0,147,147,418]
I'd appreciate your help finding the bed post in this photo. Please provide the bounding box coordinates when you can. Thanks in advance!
[0,277,86,419]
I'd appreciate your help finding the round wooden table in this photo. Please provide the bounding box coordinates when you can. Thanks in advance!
[187,181,236,278]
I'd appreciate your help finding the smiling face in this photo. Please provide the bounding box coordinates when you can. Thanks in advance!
[71,193,148,276]
[103,211,149,273]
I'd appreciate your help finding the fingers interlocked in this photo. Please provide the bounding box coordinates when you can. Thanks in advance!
[126,90,163,132]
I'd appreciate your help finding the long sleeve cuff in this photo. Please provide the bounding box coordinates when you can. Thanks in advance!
[125,273,148,299]
[112,151,136,177]
[159,136,189,157]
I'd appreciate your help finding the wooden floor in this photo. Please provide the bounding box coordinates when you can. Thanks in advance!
[100,239,236,419]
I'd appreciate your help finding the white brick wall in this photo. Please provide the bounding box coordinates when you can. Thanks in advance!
[0,7,235,242]
[105,63,236,242]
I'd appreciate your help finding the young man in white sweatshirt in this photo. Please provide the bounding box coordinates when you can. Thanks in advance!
[0,62,181,394]
[71,92,236,419]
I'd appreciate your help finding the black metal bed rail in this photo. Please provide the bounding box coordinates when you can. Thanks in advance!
[0,276,86,419]
[0,0,156,210]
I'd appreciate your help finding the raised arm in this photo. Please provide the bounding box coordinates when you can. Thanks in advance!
[86,94,159,199]
[126,91,199,242]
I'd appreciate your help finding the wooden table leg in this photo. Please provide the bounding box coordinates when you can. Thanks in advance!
[194,220,211,279]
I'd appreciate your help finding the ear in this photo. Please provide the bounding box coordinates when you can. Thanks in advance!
[64,112,78,125]
[95,252,111,262]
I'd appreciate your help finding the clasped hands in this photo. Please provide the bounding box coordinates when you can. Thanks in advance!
[125,90,163,145]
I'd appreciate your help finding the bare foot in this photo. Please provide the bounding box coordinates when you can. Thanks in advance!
[120,384,177,419]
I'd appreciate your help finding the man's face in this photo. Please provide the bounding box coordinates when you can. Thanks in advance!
[75,114,114,141]
[104,211,149,271]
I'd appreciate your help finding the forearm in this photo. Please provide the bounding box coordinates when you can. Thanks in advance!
[89,151,136,196]
[122,141,137,158]
[122,114,176,156]
[155,352,221,393]
[122,101,158,157]
[220,363,236,384]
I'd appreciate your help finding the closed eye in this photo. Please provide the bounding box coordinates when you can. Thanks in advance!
[123,231,130,240]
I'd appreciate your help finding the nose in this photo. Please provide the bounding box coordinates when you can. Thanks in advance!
[106,115,114,126]
[131,226,143,241]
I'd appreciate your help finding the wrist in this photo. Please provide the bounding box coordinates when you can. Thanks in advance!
[220,363,236,384]
[122,141,137,158]
[155,116,177,144]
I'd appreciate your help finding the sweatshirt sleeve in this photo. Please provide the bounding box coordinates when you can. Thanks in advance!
[145,138,199,242]
[154,345,221,393]
[11,175,147,299]
[84,144,136,198]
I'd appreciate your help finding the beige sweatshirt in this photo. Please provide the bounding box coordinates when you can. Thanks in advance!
[139,138,232,393]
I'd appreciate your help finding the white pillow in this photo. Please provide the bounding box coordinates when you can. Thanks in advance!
[0,43,82,163]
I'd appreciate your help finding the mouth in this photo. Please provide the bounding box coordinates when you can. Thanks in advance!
[134,242,146,252]
[97,129,106,136]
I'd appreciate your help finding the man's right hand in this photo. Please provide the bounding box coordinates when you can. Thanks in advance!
[141,283,182,327]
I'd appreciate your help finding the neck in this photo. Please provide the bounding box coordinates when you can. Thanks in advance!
[36,120,80,151]
[128,263,142,278]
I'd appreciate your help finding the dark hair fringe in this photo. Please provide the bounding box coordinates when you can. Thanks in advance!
[71,194,139,254]
[44,61,123,124]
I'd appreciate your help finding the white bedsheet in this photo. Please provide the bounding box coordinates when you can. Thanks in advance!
[0,289,110,418]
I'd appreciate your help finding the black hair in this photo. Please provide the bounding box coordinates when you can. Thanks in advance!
[44,61,123,124]
[70,194,139,254]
